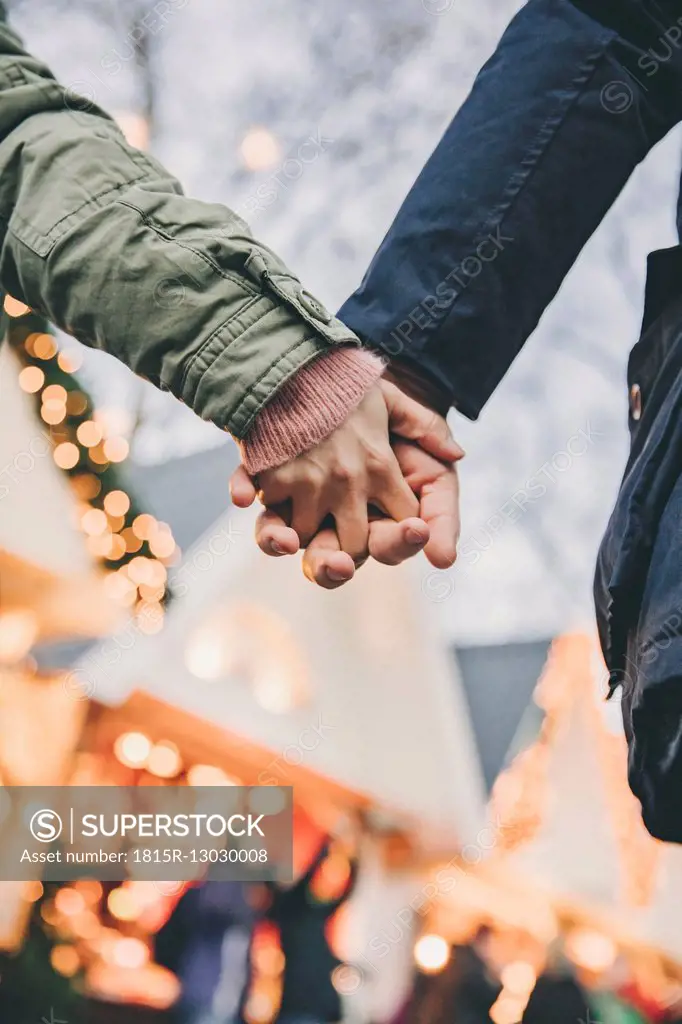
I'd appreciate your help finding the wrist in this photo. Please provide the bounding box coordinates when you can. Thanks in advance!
[381,356,451,416]
[240,346,385,474]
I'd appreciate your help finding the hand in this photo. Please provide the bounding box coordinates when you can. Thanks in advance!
[231,375,463,587]
[250,441,459,589]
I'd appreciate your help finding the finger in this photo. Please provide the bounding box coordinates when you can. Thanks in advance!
[368,516,430,566]
[301,529,356,589]
[421,470,460,569]
[230,465,259,508]
[334,494,370,563]
[291,492,328,548]
[394,442,460,568]
[254,508,300,557]
[380,379,464,461]
[371,449,420,522]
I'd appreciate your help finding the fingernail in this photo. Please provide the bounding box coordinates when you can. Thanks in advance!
[406,527,426,546]
[271,541,286,555]
[450,441,465,458]
[327,567,350,582]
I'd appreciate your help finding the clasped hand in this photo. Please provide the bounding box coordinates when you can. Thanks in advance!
[230,378,463,588]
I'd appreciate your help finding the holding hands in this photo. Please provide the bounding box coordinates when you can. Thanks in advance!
[231,360,463,588]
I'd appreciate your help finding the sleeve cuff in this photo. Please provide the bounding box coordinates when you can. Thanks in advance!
[239,346,385,473]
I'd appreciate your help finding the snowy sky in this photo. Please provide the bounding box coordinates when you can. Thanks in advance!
[8,0,682,644]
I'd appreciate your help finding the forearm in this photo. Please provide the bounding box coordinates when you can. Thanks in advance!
[0,8,358,443]
[339,0,682,419]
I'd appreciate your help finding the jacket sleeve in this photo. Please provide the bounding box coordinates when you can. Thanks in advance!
[0,4,359,440]
[338,0,682,420]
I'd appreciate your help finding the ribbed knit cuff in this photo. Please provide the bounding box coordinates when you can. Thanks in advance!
[240,346,385,473]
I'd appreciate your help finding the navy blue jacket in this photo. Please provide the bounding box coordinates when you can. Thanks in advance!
[341,0,682,842]
[340,0,682,415]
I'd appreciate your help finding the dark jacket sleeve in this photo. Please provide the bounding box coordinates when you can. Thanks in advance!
[339,0,682,419]
[0,4,358,439]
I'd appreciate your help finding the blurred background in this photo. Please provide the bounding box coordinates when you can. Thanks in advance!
[3,0,682,1022]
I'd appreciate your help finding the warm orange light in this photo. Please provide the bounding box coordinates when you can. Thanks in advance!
[132,514,156,541]
[70,910,101,940]
[74,879,103,905]
[58,349,83,373]
[114,111,150,150]
[128,881,164,909]
[136,602,165,634]
[4,295,30,317]
[185,631,224,681]
[114,732,152,769]
[23,333,39,356]
[187,765,235,787]
[86,533,115,559]
[127,556,155,585]
[121,527,143,553]
[112,936,149,969]
[489,995,527,1024]
[104,570,137,603]
[108,535,127,560]
[104,490,131,517]
[43,384,67,403]
[147,741,182,778]
[108,886,139,922]
[76,421,103,448]
[42,395,66,411]
[66,390,88,416]
[240,127,281,171]
[0,610,38,663]
[565,928,617,973]
[71,474,101,500]
[146,560,168,586]
[414,934,450,974]
[103,436,130,463]
[150,535,176,559]
[139,583,165,603]
[41,901,58,926]
[149,524,176,559]
[82,508,109,536]
[244,990,277,1024]
[24,881,44,903]
[252,943,285,976]
[33,334,58,360]
[41,403,66,425]
[501,962,537,995]
[54,442,80,470]
[88,442,110,466]
[253,671,297,714]
[18,365,45,393]
[50,944,80,977]
[55,888,86,917]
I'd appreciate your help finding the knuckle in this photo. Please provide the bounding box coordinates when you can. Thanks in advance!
[330,460,356,486]
[365,446,394,478]
[303,461,327,490]
[423,410,441,439]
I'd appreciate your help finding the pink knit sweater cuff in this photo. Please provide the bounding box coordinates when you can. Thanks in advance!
[240,346,385,473]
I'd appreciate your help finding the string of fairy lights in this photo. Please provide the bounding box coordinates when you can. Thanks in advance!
[4,296,177,634]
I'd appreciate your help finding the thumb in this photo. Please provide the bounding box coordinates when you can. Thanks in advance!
[380,379,464,461]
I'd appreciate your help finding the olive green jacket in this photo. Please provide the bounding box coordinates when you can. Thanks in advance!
[0,4,358,438]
